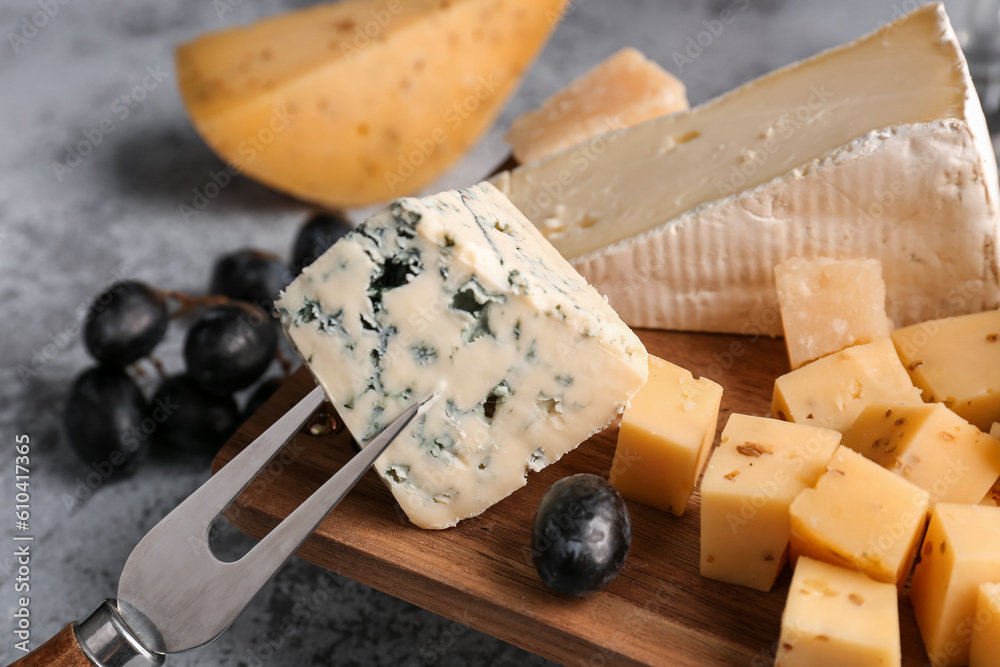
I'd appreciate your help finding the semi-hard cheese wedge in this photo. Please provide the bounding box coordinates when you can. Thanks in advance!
[892,310,1000,431]
[775,557,901,667]
[275,182,648,529]
[789,446,930,588]
[608,355,722,516]
[504,47,688,165]
[772,338,923,433]
[493,3,1000,333]
[910,503,1000,667]
[842,401,1000,506]
[774,257,892,370]
[700,415,841,592]
[177,0,568,208]
[970,583,1000,667]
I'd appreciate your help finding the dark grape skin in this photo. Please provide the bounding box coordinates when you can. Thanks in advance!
[63,367,150,477]
[242,376,283,421]
[531,474,632,597]
[84,281,169,367]
[209,249,292,313]
[290,211,352,274]
[153,375,240,456]
[184,302,277,395]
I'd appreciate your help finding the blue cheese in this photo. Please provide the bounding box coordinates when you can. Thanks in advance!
[276,182,648,529]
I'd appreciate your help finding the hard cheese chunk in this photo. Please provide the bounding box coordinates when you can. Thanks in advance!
[775,257,892,369]
[772,338,923,433]
[276,182,648,529]
[177,0,568,208]
[893,310,1000,431]
[910,503,1000,667]
[700,415,841,591]
[789,446,929,587]
[970,583,1000,667]
[842,401,1000,506]
[504,47,688,165]
[608,355,722,517]
[984,478,1000,507]
[775,556,901,667]
[493,3,999,333]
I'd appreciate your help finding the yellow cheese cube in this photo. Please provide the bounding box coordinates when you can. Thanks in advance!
[910,503,1000,667]
[842,401,1000,506]
[176,0,569,208]
[772,338,923,433]
[970,582,1000,667]
[700,415,841,591]
[609,355,722,516]
[789,446,929,587]
[893,310,1000,431]
[774,257,893,370]
[504,47,689,165]
[775,556,901,667]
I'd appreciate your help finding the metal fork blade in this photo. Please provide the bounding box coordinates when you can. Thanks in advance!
[116,386,425,654]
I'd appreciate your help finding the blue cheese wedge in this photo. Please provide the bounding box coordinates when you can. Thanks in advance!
[276,182,648,529]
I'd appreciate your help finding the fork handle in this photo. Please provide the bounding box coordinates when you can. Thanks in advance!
[8,624,93,666]
[8,601,163,667]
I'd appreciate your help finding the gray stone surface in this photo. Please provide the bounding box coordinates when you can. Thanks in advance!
[0,0,990,665]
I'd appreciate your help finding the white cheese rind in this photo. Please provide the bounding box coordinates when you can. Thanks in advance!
[276,182,648,529]
[494,3,1000,335]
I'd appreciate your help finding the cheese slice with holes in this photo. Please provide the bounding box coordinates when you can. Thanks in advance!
[493,3,1000,334]
[276,182,648,529]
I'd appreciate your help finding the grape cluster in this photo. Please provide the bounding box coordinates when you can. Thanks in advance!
[63,211,352,479]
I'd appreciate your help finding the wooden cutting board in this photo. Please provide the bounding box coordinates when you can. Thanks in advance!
[212,329,929,666]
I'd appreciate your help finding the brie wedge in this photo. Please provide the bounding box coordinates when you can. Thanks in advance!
[494,3,1000,335]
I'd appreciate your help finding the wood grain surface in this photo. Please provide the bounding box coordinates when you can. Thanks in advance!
[8,624,94,667]
[212,329,929,666]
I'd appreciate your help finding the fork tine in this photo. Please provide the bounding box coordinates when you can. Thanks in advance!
[116,386,427,654]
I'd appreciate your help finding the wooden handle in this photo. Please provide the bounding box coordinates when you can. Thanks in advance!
[7,624,95,667]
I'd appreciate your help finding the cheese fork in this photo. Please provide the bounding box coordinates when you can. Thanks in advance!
[11,386,427,667]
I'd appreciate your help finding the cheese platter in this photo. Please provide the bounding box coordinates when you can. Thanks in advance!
[212,329,931,667]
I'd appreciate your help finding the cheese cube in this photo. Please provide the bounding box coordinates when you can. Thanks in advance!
[970,582,1000,667]
[789,446,930,587]
[276,182,649,529]
[910,503,1000,667]
[842,401,1000,506]
[608,355,722,516]
[893,310,1000,431]
[772,338,923,433]
[700,415,841,591]
[504,48,688,165]
[774,257,892,370]
[775,556,901,667]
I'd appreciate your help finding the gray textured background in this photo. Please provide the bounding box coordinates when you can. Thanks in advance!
[1,0,994,665]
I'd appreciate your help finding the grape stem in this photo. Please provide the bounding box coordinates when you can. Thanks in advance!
[156,289,229,318]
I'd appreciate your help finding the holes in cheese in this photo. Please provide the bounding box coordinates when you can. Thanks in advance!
[177,0,570,208]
